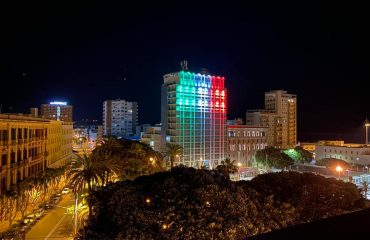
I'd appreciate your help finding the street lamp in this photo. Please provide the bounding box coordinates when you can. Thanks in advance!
[237,162,242,167]
[336,165,343,180]
[365,118,370,146]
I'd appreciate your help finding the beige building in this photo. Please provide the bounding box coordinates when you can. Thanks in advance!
[0,114,72,194]
[316,143,370,166]
[227,125,268,167]
[140,125,162,152]
[246,90,296,149]
[298,142,316,152]
[41,101,73,122]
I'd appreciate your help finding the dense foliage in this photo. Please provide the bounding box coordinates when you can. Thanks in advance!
[255,146,294,168]
[77,168,365,240]
[92,138,165,180]
[315,158,349,168]
[283,146,313,163]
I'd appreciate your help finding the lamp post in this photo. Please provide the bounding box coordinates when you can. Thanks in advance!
[365,118,370,146]
[74,192,78,236]
[336,166,343,180]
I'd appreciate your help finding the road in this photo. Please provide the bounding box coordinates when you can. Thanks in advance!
[26,193,74,240]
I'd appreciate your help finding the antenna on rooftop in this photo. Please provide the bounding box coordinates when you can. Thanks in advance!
[180,60,188,71]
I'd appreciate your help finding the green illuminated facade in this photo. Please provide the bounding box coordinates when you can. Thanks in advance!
[161,71,227,169]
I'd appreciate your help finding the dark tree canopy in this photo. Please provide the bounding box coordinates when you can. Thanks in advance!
[78,168,365,240]
[255,147,294,168]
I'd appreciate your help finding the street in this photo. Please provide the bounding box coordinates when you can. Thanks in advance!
[26,193,74,240]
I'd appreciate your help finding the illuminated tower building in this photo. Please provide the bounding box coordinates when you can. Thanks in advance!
[161,70,227,169]
[41,101,73,122]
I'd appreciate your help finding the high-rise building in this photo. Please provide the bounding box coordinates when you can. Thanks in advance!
[103,99,138,138]
[161,70,227,169]
[0,113,72,194]
[140,124,162,152]
[246,90,296,149]
[41,101,73,122]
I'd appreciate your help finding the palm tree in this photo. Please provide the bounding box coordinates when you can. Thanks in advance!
[165,143,183,169]
[67,154,107,224]
[67,154,106,194]
[216,158,238,175]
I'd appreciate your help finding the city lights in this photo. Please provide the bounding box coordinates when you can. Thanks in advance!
[173,71,227,168]
[50,101,68,105]
[336,165,343,179]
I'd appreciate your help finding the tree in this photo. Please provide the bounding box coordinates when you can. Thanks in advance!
[165,143,183,169]
[93,138,165,181]
[284,147,313,164]
[78,168,365,240]
[316,158,350,169]
[294,146,313,163]
[67,154,106,194]
[256,147,294,169]
[17,181,31,219]
[216,158,238,176]
[5,188,19,229]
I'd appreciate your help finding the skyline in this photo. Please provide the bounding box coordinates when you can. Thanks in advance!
[1,1,369,143]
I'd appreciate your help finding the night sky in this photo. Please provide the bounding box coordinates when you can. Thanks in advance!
[1,1,369,143]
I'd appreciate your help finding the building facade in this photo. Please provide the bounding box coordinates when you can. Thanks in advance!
[246,90,296,149]
[102,99,138,138]
[140,125,162,152]
[0,114,72,194]
[161,71,227,169]
[41,101,73,122]
[227,125,268,167]
[316,143,370,166]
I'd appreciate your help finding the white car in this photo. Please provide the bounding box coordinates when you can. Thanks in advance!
[61,188,69,194]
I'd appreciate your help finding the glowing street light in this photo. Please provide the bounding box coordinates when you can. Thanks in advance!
[237,162,242,167]
[336,165,343,179]
[365,118,370,146]
[145,198,151,204]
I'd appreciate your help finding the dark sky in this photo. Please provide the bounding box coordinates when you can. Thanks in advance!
[1,1,369,143]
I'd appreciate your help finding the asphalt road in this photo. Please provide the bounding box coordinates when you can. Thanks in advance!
[26,193,74,240]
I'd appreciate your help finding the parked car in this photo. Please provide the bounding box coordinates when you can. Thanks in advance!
[54,193,62,198]
[19,222,31,232]
[62,187,69,194]
[34,208,45,220]
[51,197,61,205]
[23,214,36,225]
[45,202,54,209]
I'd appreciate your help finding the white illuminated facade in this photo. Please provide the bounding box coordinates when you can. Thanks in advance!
[316,143,370,166]
[103,99,138,138]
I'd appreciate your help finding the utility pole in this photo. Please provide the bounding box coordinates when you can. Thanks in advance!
[365,118,370,146]
[74,192,79,236]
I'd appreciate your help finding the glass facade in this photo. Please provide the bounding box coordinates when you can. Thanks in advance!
[162,71,227,169]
